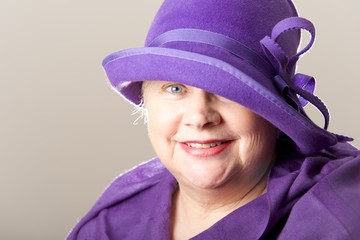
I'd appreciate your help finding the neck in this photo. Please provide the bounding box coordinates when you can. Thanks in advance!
[180,171,267,210]
[171,172,268,239]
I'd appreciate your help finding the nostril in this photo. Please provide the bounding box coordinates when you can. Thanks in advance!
[183,108,221,129]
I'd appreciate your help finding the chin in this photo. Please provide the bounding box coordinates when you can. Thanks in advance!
[188,178,226,190]
[179,164,232,190]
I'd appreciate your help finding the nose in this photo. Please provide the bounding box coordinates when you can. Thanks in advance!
[182,90,221,129]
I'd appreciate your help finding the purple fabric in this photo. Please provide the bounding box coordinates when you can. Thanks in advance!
[67,143,360,239]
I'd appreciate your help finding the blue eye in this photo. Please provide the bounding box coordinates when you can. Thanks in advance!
[166,84,184,94]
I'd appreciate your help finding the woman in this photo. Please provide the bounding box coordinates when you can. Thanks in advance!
[68,0,360,239]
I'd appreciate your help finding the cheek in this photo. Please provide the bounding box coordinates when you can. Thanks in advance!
[238,120,278,166]
[146,104,182,156]
[147,105,179,137]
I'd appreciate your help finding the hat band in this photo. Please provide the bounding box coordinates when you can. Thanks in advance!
[147,28,275,78]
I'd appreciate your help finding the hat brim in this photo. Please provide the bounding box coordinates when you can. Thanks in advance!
[102,47,337,154]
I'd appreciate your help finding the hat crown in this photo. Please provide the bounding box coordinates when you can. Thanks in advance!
[145,0,299,58]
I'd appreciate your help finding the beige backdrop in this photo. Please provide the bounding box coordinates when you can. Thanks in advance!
[1,1,359,239]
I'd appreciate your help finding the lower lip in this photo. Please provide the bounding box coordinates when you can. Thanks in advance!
[179,142,232,158]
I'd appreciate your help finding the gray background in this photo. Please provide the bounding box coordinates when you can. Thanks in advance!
[1,1,358,239]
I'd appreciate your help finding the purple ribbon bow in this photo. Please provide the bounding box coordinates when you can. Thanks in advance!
[260,17,330,129]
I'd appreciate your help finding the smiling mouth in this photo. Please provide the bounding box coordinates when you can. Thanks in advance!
[186,142,224,149]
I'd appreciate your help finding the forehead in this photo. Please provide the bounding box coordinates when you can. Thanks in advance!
[141,80,158,89]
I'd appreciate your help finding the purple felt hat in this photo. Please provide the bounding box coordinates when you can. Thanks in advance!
[102,0,349,154]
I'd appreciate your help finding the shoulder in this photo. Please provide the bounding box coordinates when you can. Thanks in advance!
[67,158,176,239]
[270,142,360,239]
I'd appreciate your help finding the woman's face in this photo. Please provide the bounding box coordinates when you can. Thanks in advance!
[142,81,278,191]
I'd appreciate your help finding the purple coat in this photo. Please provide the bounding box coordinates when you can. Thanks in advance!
[68,142,360,239]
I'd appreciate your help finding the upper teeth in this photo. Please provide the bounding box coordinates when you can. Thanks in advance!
[186,142,223,149]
